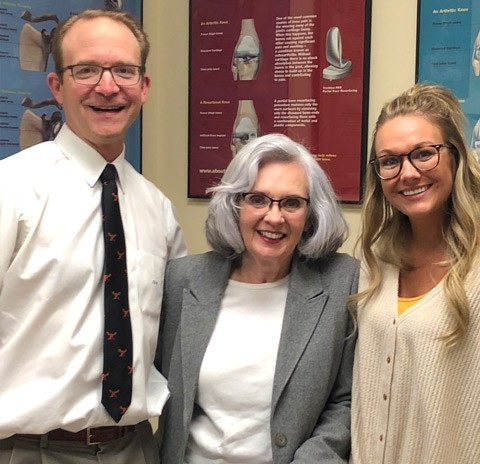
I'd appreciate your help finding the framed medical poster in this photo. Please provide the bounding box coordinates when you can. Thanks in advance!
[0,0,143,171]
[188,0,372,203]
[417,0,480,159]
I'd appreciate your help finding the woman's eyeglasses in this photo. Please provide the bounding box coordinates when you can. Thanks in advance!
[241,192,309,213]
[369,143,454,180]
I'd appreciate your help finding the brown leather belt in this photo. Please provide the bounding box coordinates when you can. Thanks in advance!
[14,425,136,445]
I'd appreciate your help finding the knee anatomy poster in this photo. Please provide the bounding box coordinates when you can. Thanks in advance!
[188,0,372,202]
[417,0,480,159]
[0,0,142,170]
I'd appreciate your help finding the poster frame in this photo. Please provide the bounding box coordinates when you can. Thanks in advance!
[187,0,372,203]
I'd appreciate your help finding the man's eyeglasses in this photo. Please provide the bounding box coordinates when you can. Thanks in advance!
[241,192,310,213]
[369,143,454,180]
[60,64,145,86]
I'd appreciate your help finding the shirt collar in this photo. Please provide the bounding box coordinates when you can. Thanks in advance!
[54,124,127,193]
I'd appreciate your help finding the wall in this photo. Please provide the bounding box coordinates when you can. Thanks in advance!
[142,0,418,256]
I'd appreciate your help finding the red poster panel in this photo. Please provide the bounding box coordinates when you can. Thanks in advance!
[188,0,371,203]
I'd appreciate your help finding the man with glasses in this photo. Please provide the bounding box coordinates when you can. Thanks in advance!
[0,8,186,464]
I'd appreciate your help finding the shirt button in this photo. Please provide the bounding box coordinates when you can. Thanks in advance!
[380,434,384,442]
[387,356,391,363]
[383,394,387,400]
[275,433,287,447]
[393,319,396,325]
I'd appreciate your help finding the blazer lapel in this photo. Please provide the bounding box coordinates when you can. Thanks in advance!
[272,256,328,410]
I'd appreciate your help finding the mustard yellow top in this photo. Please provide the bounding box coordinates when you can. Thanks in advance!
[398,294,426,315]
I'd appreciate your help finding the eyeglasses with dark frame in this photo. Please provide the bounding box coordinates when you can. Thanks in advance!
[369,143,454,180]
[241,192,310,213]
[59,64,145,86]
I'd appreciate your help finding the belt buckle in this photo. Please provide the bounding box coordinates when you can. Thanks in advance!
[86,427,100,446]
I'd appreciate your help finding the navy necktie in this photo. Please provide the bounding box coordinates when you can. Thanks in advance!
[100,164,132,422]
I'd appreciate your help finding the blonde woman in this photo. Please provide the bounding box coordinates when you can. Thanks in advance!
[351,83,480,463]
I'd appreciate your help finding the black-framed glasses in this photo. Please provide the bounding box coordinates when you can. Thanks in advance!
[369,143,454,180]
[60,64,145,86]
[241,192,310,213]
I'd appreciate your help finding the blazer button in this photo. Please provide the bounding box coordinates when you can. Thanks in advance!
[275,433,287,447]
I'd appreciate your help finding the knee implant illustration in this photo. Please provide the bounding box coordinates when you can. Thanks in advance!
[232,19,262,81]
[323,26,352,80]
[231,100,259,157]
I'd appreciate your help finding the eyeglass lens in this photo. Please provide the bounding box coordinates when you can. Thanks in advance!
[375,145,441,179]
[70,65,141,85]
[243,193,308,212]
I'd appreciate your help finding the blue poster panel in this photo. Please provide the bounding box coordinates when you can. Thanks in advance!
[417,0,480,158]
[0,0,142,170]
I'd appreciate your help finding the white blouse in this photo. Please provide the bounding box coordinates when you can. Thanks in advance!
[186,276,289,464]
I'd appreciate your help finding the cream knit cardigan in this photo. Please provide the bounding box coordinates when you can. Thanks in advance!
[351,259,480,464]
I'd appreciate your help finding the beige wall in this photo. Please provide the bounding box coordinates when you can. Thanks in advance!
[142,0,418,256]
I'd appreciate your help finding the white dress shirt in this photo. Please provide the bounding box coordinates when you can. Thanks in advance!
[0,125,186,438]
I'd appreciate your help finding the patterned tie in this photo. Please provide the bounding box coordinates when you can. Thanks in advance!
[100,164,132,422]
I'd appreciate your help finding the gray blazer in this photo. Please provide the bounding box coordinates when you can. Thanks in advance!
[156,251,359,464]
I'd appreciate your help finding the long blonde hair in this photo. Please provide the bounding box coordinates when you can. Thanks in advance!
[357,83,480,346]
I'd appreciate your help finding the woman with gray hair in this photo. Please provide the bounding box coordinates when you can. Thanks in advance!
[157,133,359,464]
